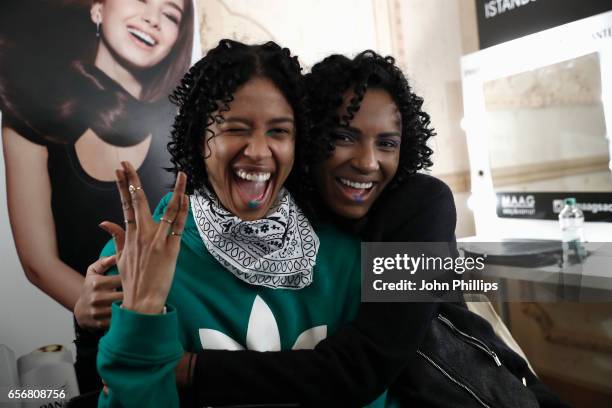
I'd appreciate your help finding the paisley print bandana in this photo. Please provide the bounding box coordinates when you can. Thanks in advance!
[190,188,319,289]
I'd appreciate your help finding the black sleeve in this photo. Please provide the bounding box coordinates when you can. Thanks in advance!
[431,303,570,408]
[190,175,456,406]
[374,173,457,243]
[452,303,570,407]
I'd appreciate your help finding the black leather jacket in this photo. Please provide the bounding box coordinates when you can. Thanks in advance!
[391,301,571,408]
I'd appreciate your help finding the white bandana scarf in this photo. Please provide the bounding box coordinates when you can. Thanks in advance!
[190,188,320,289]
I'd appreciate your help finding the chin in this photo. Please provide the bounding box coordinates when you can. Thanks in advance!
[238,208,267,221]
[118,49,163,70]
[125,57,159,70]
[333,205,368,220]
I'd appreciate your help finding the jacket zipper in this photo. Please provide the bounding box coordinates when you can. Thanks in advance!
[437,314,502,366]
[417,350,492,408]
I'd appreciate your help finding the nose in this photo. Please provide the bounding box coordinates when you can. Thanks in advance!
[243,132,272,161]
[350,142,379,173]
[142,8,160,29]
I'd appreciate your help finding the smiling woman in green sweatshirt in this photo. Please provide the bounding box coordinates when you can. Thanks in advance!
[94,40,394,408]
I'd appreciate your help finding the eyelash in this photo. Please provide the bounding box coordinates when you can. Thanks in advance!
[164,13,180,24]
[223,128,291,137]
[331,132,354,143]
[332,132,399,151]
[267,128,290,136]
[224,128,249,135]
[378,140,399,149]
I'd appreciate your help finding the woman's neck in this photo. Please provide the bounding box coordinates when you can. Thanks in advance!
[94,41,142,99]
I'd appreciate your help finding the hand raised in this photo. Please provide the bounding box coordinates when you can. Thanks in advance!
[100,161,188,315]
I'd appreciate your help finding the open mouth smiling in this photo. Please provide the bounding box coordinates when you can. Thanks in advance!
[335,177,377,202]
[127,27,158,47]
[233,168,275,209]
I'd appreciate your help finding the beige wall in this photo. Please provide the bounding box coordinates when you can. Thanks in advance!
[196,0,394,67]
[394,0,477,237]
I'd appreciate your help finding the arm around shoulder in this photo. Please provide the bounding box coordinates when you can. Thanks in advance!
[382,174,457,242]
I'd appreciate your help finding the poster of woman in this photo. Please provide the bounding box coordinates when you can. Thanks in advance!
[0,0,199,393]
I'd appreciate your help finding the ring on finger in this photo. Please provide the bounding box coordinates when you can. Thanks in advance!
[128,184,142,195]
[160,217,173,225]
[170,231,182,237]
[124,218,136,225]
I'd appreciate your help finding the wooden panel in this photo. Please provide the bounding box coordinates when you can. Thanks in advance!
[491,155,610,187]
[508,302,612,400]
[435,170,471,193]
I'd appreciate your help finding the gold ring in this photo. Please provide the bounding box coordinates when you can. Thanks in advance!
[128,184,142,194]
[170,231,182,237]
[124,219,135,225]
[160,217,173,225]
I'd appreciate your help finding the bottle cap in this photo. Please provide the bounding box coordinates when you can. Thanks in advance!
[564,197,576,206]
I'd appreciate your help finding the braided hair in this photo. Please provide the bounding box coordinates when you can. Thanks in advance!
[302,50,435,192]
[168,40,308,195]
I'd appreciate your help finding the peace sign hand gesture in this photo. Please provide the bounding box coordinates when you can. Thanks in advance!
[100,161,188,314]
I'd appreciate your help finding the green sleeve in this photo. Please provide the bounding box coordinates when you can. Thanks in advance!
[97,303,184,408]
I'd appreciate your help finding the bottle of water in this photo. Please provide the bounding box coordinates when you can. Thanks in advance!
[558,197,586,262]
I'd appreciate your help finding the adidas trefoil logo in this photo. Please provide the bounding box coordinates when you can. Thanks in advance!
[199,295,327,351]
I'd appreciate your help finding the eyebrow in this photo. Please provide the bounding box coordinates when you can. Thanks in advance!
[268,117,294,125]
[219,117,295,126]
[221,118,251,126]
[165,1,184,14]
[378,132,401,138]
[340,126,401,138]
[341,126,362,134]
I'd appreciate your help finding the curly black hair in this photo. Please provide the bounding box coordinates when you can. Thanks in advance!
[167,39,308,195]
[302,50,435,191]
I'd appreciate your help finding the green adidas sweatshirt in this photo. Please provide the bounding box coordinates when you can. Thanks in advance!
[97,193,391,407]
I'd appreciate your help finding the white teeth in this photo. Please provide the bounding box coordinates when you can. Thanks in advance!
[127,28,156,46]
[235,169,271,182]
[339,178,373,189]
